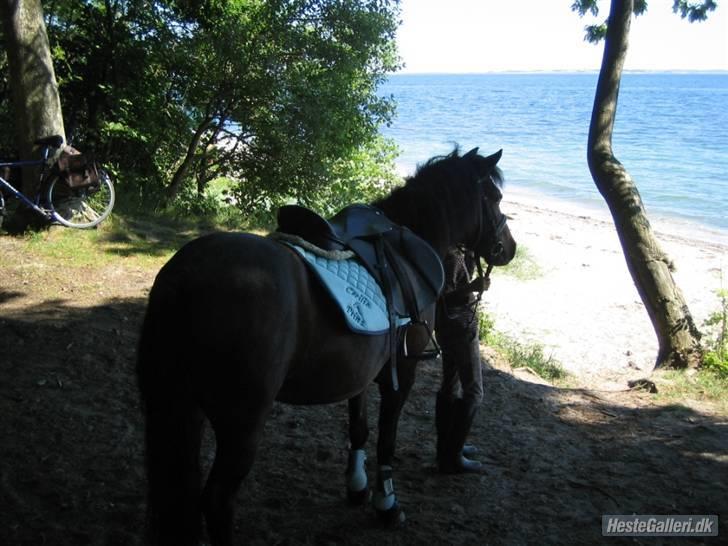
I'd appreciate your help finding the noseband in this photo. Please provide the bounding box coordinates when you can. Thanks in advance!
[469,173,509,277]
[486,213,508,260]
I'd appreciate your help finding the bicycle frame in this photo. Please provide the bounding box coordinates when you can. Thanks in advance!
[1,136,114,229]
[0,158,55,221]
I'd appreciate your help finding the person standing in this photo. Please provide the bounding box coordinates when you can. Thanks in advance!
[435,248,487,474]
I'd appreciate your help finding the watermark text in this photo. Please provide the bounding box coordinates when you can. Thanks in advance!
[602,515,718,537]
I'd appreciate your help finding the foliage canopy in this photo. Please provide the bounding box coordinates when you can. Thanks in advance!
[571,0,716,42]
[0,0,402,217]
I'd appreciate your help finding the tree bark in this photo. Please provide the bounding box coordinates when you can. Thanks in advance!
[1,0,65,193]
[165,115,215,202]
[587,0,701,369]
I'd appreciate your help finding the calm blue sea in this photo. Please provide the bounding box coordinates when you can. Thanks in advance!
[379,73,728,233]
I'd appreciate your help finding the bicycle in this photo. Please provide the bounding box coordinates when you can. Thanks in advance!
[0,135,115,229]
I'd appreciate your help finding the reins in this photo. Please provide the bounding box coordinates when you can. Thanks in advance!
[440,255,489,329]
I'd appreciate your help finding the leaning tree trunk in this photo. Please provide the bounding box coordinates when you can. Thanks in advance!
[587,0,701,369]
[165,115,215,202]
[1,0,65,193]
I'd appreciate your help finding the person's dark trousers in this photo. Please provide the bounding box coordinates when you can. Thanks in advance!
[435,296,484,474]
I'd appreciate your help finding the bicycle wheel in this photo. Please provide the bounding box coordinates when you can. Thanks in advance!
[47,170,115,229]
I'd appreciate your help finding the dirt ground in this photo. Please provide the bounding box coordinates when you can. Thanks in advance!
[1,229,726,545]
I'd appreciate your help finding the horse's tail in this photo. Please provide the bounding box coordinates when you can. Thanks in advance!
[137,291,203,546]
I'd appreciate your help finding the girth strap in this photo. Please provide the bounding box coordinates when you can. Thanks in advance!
[377,234,440,392]
[383,235,421,324]
[374,238,400,391]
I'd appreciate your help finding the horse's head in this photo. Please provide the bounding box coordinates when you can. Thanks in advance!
[460,147,516,267]
[375,147,517,265]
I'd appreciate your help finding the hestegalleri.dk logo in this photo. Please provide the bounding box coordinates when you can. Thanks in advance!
[602,515,718,537]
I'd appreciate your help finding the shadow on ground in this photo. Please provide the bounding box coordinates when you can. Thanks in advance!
[97,214,236,259]
[1,297,726,545]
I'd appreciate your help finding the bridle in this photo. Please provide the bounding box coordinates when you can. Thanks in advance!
[441,172,509,323]
[469,169,509,279]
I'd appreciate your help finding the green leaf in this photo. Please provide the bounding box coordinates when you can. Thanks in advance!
[672,0,717,22]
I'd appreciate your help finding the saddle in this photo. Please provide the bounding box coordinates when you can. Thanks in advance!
[278,204,444,317]
[277,204,445,390]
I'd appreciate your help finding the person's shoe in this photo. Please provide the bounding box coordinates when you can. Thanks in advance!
[437,399,482,474]
[462,444,478,457]
[438,453,483,474]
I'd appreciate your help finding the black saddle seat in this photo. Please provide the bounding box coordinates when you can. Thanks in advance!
[277,203,395,251]
[277,204,444,319]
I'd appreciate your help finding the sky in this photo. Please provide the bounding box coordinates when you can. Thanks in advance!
[396,0,728,73]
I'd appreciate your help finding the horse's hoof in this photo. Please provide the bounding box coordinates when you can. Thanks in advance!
[347,486,369,505]
[376,501,406,527]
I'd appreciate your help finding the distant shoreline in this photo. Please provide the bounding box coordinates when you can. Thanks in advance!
[387,70,728,76]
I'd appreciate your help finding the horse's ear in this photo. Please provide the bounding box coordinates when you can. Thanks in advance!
[463,147,479,158]
[482,149,503,169]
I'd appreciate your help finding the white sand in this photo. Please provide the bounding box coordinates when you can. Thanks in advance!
[481,188,728,389]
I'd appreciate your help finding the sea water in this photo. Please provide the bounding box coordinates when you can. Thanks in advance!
[379,72,728,235]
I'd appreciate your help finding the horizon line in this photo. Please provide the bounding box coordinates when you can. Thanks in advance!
[389,68,728,76]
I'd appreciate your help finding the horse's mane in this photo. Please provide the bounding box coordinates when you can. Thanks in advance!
[374,147,486,256]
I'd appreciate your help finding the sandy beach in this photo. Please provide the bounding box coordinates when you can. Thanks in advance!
[481,188,728,389]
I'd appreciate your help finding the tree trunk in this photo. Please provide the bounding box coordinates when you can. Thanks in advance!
[1,0,65,193]
[587,0,701,369]
[165,116,215,202]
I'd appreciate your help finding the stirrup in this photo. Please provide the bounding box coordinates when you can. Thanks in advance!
[401,320,440,359]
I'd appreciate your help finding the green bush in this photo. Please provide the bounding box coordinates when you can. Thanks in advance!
[702,288,728,377]
[305,137,401,216]
[477,308,497,342]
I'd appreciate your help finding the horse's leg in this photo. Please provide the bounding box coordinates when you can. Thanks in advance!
[372,360,416,524]
[202,406,271,546]
[141,397,205,546]
[346,389,369,504]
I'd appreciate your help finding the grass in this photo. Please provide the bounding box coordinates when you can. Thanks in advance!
[3,202,254,271]
[497,244,542,280]
[98,214,215,264]
[25,227,107,266]
[12,216,174,270]
[16,222,119,266]
[478,308,569,383]
[0,207,251,306]
[649,285,728,413]
[701,287,728,378]
[652,369,728,414]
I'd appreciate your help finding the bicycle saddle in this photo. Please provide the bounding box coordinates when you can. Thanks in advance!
[34,135,64,149]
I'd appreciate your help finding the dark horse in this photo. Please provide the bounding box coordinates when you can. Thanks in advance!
[137,147,516,545]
